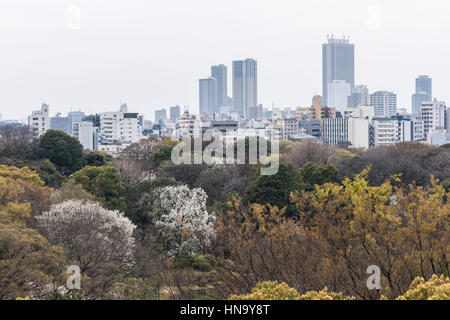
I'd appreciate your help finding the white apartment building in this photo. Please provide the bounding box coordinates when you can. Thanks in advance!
[418,100,446,136]
[370,91,397,118]
[99,104,143,145]
[427,129,449,146]
[373,118,399,147]
[398,119,424,142]
[347,118,370,149]
[174,111,210,139]
[271,118,299,140]
[28,103,50,137]
[73,121,97,150]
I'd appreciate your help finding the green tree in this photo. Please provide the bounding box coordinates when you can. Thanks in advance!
[38,130,85,175]
[297,162,339,191]
[71,166,126,211]
[244,162,300,216]
[84,150,112,167]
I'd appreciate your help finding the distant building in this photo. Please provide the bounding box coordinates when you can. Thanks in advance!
[296,96,336,120]
[372,118,399,147]
[199,77,218,117]
[321,117,349,146]
[322,36,354,107]
[427,129,449,146]
[299,115,321,139]
[343,105,374,120]
[370,91,397,118]
[50,113,69,133]
[73,121,98,150]
[67,111,85,135]
[321,117,369,148]
[418,99,446,136]
[397,118,424,142]
[412,75,432,115]
[211,120,239,136]
[28,103,50,137]
[100,104,143,145]
[272,118,299,140]
[249,104,263,120]
[351,85,370,107]
[170,105,181,123]
[327,80,352,111]
[233,58,257,120]
[155,109,167,125]
[211,64,228,107]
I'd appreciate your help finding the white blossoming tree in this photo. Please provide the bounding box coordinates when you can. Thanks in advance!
[152,185,216,256]
[37,200,136,273]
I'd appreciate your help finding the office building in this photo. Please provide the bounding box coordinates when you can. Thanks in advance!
[233,58,257,119]
[50,113,69,133]
[155,109,167,124]
[211,64,228,107]
[412,75,432,115]
[351,85,370,107]
[170,105,181,123]
[322,36,355,106]
[327,80,352,111]
[199,77,218,117]
[67,111,85,135]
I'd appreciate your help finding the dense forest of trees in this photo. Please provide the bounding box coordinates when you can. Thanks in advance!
[0,126,449,300]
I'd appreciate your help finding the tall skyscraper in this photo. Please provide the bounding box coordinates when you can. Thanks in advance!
[199,77,218,117]
[370,91,397,118]
[412,75,432,114]
[155,108,167,124]
[232,58,257,120]
[322,36,355,107]
[211,64,228,107]
[170,105,181,122]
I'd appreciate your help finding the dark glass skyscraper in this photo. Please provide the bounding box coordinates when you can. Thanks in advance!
[232,58,257,120]
[322,36,355,107]
[211,64,228,107]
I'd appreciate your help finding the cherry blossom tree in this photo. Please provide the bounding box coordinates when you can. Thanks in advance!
[37,200,136,272]
[152,185,216,256]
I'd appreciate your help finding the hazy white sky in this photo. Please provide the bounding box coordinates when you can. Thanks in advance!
[1,0,450,121]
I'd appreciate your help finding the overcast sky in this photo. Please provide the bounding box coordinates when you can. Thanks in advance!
[1,0,450,121]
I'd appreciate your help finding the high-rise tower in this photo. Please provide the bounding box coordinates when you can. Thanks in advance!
[322,36,355,107]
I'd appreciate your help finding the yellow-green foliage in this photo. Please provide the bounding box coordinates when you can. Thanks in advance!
[397,275,450,300]
[229,282,301,300]
[229,281,355,300]
[298,287,355,300]
[0,165,48,225]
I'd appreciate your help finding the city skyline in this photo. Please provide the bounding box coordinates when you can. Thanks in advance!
[1,0,450,121]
